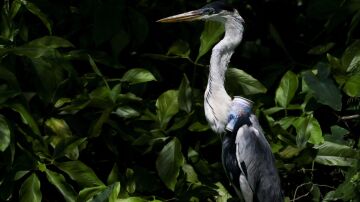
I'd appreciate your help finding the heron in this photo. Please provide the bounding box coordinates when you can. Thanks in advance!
[157,1,283,202]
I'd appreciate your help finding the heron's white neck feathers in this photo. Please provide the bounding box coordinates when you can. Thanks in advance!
[204,12,244,134]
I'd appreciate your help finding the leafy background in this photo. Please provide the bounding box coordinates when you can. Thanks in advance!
[0,0,359,201]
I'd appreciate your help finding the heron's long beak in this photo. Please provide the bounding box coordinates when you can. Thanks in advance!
[157,9,205,23]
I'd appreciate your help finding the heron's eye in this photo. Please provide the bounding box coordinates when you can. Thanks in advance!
[203,8,216,15]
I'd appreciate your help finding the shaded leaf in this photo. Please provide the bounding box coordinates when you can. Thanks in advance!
[56,161,104,188]
[196,21,224,62]
[156,90,179,129]
[156,138,184,191]
[314,156,357,167]
[182,164,199,184]
[52,137,87,160]
[45,169,76,202]
[10,103,40,135]
[19,173,42,202]
[121,68,156,85]
[226,68,267,95]
[0,115,10,152]
[167,40,190,58]
[188,122,209,132]
[26,36,74,48]
[92,182,120,202]
[303,66,342,111]
[116,197,147,202]
[178,74,192,113]
[107,164,120,185]
[275,71,298,108]
[308,42,335,55]
[341,40,360,72]
[78,186,106,202]
[21,0,52,34]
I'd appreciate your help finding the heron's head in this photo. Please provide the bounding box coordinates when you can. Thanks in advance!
[157,1,241,24]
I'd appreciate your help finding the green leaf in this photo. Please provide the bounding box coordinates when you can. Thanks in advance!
[26,36,74,48]
[52,137,87,160]
[314,156,358,167]
[314,140,359,167]
[303,66,342,111]
[9,0,22,19]
[196,21,224,62]
[78,186,106,202]
[307,42,335,55]
[121,68,156,85]
[10,103,40,135]
[215,182,232,202]
[182,164,199,184]
[156,90,179,129]
[19,173,42,202]
[114,106,140,119]
[167,40,190,58]
[0,115,10,152]
[178,74,192,113]
[293,116,323,148]
[20,0,52,34]
[56,161,104,188]
[343,73,360,97]
[225,68,267,95]
[107,164,120,185]
[188,122,209,132]
[92,182,120,202]
[45,169,77,202]
[275,71,298,108]
[89,108,112,137]
[45,117,72,137]
[341,40,360,72]
[156,138,184,191]
[279,145,302,159]
[116,197,147,202]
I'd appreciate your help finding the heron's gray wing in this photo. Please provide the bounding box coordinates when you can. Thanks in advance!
[235,115,283,202]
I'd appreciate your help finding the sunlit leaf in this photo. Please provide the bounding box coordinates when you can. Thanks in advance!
[182,164,199,184]
[156,138,184,191]
[121,68,156,85]
[178,74,192,113]
[343,73,360,97]
[215,182,232,202]
[196,21,224,62]
[156,90,179,129]
[0,115,10,152]
[45,117,72,137]
[56,161,104,188]
[19,173,42,202]
[226,68,267,95]
[275,71,298,108]
[116,197,147,202]
[45,169,77,202]
[114,106,140,119]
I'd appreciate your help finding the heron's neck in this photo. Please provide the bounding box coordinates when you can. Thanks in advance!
[204,16,244,134]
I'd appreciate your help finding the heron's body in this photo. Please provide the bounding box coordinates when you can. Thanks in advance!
[158,2,283,201]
